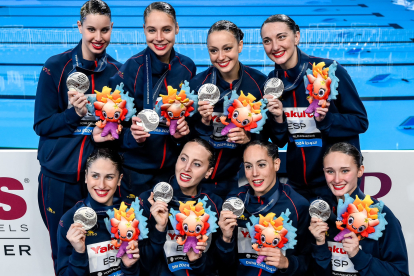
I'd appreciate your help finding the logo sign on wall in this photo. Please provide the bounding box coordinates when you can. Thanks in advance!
[0,151,54,276]
[0,150,413,274]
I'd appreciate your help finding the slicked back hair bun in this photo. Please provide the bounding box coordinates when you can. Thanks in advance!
[80,0,111,23]
[261,14,300,35]
[143,1,177,25]
[208,20,244,43]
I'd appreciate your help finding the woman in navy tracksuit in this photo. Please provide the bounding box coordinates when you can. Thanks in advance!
[309,142,409,276]
[109,2,196,202]
[260,15,368,205]
[34,1,121,272]
[139,139,223,276]
[57,148,166,276]
[189,20,267,199]
[216,141,311,276]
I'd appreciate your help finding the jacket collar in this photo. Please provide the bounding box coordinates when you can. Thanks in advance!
[170,176,203,205]
[71,40,108,74]
[214,62,244,91]
[146,46,176,76]
[273,47,310,92]
[86,193,121,216]
[248,177,280,202]
[244,178,282,215]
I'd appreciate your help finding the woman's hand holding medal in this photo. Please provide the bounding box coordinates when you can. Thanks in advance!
[198,101,214,126]
[309,217,329,246]
[121,240,140,268]
[218,210,238,243]
[264,94,284,124]
[66,222,87,254]
[131,116,151,143]
[68,90,88,117]
[148,192,169,232]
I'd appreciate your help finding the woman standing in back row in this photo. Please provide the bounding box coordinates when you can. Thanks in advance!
[109,2,196,203]
[261,14,368,205]
[34,0,121,272]
[189,20,267,199]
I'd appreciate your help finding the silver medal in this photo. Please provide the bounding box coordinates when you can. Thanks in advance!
[153,182,173,203]
[66,72,90,94]
[264,77,284,99]
[73,207,97,230]
[222,197,245,218]
[309,199,330,221]
[136,109,160,132]
[198,83,220,106]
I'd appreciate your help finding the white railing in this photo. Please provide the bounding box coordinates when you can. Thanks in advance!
[1,28,414,47]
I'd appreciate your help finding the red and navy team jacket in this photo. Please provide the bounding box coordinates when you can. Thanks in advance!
[188,64,268,197]
[310,188,409,276]
[215,179,311,276]
[34,40,122,183]
[57,195,166,276]
[109,47,196,174]
[262,48,368,189]
[139,177,223,276]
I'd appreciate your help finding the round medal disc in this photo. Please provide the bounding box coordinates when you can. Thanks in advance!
[309,199,330,222]
[73,207,97,230]
[198,83,220,106]
[153,182,173,203]
[66,72,90,94]
[264,78,284,99]
[222,197,245,218]
[136,109,160,132]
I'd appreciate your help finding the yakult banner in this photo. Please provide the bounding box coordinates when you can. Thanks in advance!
[0,150,413,275]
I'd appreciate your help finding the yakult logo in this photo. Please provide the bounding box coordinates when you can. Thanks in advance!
[168,233,179,240]
[90,244,117,254]
[329,245,347,255]
[211,115,222,123]
[241,230,251,238]
[285,110,314,118]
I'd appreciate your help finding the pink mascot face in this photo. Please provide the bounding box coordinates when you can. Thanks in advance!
[253,213,288,250]
[110,203,140,242]
[98,99,126,122]
[307,74,331,101]
[345,204,379,234]
[306,62,332,101]
[176,201,210,237]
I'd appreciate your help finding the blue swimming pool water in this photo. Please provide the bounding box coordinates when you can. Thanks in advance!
[1,0,413,149]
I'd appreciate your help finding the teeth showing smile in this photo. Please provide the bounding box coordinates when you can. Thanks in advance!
[252,179,264,186]
[218,61,230,67]
[154,44,167,50]
[92,43,104,49]
[95,189,109,197]
[273,51,285,58]
[333,184,346,190]
[180,173,192,182]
